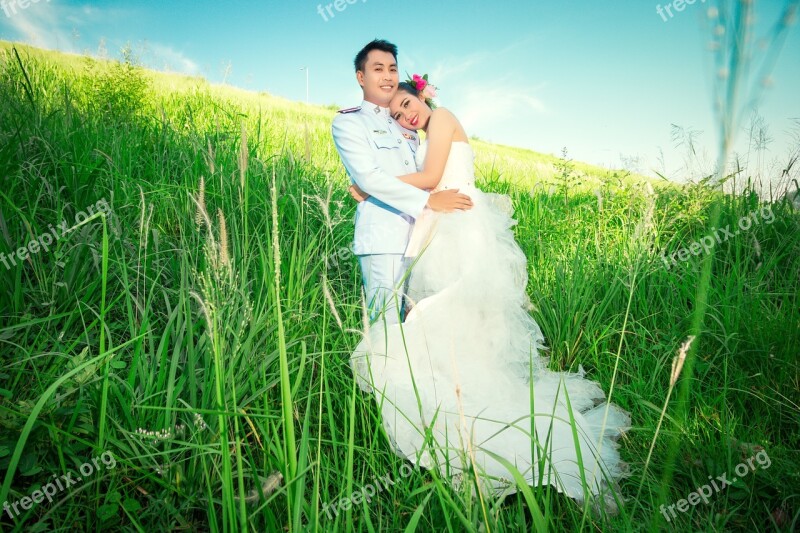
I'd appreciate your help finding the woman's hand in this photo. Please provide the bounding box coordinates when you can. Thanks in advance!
[348,184,370,202]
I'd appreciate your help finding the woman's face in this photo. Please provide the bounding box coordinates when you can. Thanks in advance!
[389,90,431,131]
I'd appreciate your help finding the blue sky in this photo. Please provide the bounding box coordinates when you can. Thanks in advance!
[1,0,798,180]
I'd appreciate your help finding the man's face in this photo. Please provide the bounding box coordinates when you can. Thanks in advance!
[357,50,398,107]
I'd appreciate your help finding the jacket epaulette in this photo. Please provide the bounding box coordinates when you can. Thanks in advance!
[337,106,361,114]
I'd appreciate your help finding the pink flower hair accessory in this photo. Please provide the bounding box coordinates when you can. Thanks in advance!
[406,73,439,108]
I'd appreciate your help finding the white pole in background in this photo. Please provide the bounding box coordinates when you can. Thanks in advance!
[300,67,309,104]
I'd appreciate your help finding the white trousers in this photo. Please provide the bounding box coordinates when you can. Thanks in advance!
[357,254,409,325]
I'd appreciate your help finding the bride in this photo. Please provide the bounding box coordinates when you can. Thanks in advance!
[349,78,631,511]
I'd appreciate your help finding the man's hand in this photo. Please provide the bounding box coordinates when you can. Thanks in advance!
[426,189,473,212]
[348,184,370,203]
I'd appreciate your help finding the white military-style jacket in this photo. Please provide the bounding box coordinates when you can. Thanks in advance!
[332,100,429,255]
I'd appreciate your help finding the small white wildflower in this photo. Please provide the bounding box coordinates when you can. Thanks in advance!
[193,412,208,431]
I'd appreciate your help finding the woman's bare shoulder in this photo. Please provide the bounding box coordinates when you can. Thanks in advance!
[430,107,456,119]
[429,107,458,128]
[430,107,468,141]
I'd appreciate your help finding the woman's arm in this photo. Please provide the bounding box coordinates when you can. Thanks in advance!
[397,108,458,190]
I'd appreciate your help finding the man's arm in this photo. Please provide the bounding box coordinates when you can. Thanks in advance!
[332,114,429,219]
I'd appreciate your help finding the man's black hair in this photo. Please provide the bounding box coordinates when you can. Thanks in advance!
[354,39,398,72]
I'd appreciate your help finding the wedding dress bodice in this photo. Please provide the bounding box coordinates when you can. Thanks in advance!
[416,141,475,191]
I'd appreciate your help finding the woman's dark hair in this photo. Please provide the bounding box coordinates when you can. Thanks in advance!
[354,39,398,72]
[397,81,420,97]
[397,81,436,109]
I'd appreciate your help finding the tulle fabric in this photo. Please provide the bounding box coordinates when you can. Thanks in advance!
[351,142,630,508]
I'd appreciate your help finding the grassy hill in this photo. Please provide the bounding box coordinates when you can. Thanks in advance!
[0,42,656,190]
[0,42,798,532]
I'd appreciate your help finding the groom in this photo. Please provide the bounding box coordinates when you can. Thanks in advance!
[332,39,472,324]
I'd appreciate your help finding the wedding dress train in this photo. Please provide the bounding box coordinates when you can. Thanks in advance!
[351,141,630,509]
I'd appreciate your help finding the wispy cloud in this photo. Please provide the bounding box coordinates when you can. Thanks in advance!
[429,51,488,81]
[454,80,547,134]
[405,37,548,136]
[0,2,200,75]
[1,0,76,51]
[139,42,200,75]
[1,1,132,54]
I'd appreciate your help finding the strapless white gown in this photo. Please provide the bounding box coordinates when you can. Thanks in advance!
[351,141,630,509]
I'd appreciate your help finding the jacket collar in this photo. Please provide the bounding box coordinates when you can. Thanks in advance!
[361,100,390,117]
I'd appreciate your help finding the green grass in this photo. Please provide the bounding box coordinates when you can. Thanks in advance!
[0,24,798,533]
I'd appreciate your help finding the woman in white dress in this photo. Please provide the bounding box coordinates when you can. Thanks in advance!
[349,80,631,511]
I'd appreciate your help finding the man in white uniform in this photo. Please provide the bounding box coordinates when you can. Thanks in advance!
[332,39,473,324]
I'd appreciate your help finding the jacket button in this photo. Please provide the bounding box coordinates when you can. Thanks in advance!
[397,139,402,144]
